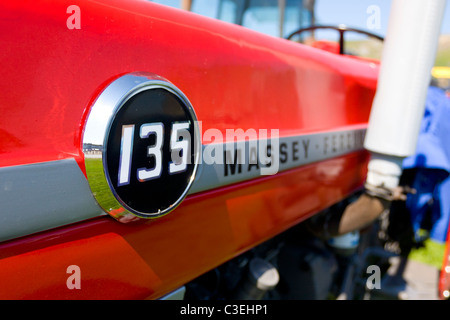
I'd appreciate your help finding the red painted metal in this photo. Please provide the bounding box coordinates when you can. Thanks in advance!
[0,0,378,299]
[439,222,450,299]
[0,152,369,299]
[0,0,377,169]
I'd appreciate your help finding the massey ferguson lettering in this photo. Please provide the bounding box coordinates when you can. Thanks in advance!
[222,129,366,177]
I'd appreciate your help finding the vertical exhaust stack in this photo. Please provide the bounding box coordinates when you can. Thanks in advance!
[309,0,448,238]
[364,0,447,191]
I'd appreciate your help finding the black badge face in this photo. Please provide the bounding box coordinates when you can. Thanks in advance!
[105,87,197,218]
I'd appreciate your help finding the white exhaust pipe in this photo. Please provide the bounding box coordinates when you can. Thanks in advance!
[299,0,448,237]
[364,0,447,190]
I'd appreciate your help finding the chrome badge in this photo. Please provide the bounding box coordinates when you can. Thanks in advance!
[83,73,200,222]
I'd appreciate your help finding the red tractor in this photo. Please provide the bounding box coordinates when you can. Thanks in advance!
[0,0,448,301]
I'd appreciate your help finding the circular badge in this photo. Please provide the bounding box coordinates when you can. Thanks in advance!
[83,73,200,221]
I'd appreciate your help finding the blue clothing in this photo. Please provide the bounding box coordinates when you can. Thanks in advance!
[403,86,450,243]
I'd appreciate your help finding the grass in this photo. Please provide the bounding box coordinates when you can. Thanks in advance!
[435,34,450,67]
[343,34,450,67]
[85,158,120,211]
[408,238,447,270]
[435,49,450,67]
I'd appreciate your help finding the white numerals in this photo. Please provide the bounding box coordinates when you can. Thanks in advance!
[117,121,190,186]
[137,122,164,182]
[169,122,190,174]
[118,125,135,186]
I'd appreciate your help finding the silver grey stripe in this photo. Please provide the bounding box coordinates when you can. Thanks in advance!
[158,286,186,300]
[189,128,366,194]
[0,159,104,242]
[0,128,365,242]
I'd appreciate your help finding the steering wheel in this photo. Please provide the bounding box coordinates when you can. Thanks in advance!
[286,25,384,55]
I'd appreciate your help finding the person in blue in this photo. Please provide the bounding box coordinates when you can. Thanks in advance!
[402,85,450,245]
[371,85,450,300]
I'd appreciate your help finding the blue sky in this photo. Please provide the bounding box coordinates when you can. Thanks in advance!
[316,0,450,36]
[152,0,450,37]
